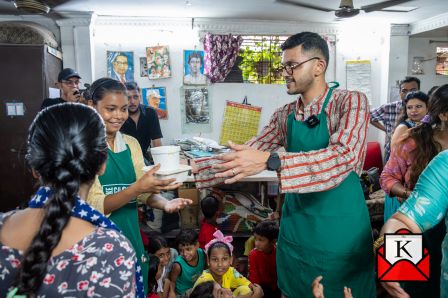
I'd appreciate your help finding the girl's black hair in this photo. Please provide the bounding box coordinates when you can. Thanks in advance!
[207,241,231,257]
[87,77,126,104]
[148,255,160,294]
[189,281,214,298]
[148,235,169,254]
[408,84,448,188]
[13,103,108,295]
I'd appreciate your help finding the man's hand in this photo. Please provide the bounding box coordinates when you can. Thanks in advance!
[381,282,410,298]
[163,198,193,213]
[213,142,270,184]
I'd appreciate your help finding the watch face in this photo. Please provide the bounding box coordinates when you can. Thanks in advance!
[268,153,280,171]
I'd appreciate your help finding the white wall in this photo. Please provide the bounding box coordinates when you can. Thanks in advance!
[408,37,448,93]
[92,17,393,145]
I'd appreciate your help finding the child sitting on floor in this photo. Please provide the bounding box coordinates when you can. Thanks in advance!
[169,229,206,297]
[198,195,220,249]
[248,220,280,297]
[148,235,178,296]
[189,280,233,298]
[148,255,162,298]
[194,230,263,297]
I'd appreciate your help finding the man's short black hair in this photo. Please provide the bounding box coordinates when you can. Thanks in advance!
[125,81,140,92]
[254,220,279,241]
[281,32,329,67]
[400,76,421,90]
[176,229,198,247]
[200,195,219,219]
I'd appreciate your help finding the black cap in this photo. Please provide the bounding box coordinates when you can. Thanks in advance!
[58,68,81,82]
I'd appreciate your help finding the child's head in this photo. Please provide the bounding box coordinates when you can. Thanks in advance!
[148,255,162,294]
[205,231,234,278]
[148,236,171,267]
[253,220,279,253]
[200,195,220,220]
[176,229,199,262]
[190,281,233,298]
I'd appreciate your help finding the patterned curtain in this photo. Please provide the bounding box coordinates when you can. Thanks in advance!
[203,33,243,83]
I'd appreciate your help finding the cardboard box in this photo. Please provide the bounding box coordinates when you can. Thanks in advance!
[178,188,200,205]
[180,204,199,229]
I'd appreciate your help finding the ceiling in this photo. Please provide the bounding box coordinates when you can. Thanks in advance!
[0,0,447,35]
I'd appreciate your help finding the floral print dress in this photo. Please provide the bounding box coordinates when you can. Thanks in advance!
[399,150,448,297]
[0,212,136,298]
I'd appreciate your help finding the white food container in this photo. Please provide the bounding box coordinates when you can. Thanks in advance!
[142,164,192,184]
[150,145,180,171]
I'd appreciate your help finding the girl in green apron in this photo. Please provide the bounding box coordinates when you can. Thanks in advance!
[86,78,192,295]
[277,83,376,298]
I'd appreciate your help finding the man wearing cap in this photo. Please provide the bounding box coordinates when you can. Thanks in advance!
[147,89,168,119]
[40,68,81,110]
[121,82,163,164]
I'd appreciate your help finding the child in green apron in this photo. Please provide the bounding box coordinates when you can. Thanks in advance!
[86,78,193,295]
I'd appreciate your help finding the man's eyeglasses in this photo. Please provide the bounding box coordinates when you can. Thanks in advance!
[278,57,320,75]
[128,95,140,100]
[61,80,80,86]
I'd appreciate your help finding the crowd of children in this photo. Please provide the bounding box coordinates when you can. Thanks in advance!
[145,179,358,298]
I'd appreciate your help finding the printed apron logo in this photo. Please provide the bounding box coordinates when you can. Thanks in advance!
[377,229,430,281]
[103,184,129,195]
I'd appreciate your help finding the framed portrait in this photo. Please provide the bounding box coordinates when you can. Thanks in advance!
[107,51,134,83]
[181,87,211,133]
[436,47,448,76]
[140,57,148,77]
[146,46,171,79]
[142,87,168,119]
[183,50,207,85]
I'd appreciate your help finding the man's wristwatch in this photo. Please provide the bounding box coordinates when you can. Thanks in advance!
[266,152,281,171]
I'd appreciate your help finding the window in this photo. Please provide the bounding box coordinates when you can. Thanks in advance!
[224,35,289,84]
[436,47,448,76]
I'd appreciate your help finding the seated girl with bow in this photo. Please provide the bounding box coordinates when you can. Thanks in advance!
[193,230,264,297]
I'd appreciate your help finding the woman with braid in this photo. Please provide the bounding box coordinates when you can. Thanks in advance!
[0,104,139,297]
[85,78,191,295]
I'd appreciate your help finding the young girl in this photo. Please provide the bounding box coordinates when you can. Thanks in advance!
[194,230,263,297]
[148,255,163,298]
[0,104,137,296]
[148,235,178,295]
[86,78,192,295]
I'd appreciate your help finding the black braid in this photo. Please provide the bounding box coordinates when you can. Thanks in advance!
[13,103,107,295]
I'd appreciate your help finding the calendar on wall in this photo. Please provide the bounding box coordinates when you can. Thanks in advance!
[220,101,262,145]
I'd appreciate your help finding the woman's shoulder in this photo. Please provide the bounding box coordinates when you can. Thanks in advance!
[431,150,448,167]
[122,133,139,145]
[90,227,135,254]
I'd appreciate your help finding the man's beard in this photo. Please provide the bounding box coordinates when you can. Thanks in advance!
[128,106,139,115]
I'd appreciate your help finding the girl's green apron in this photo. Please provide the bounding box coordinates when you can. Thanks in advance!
[277,83,376,298]
[99,145,149,294]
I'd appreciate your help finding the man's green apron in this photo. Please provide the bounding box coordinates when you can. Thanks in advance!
[99,145,149,294]
[277,83,376,297]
